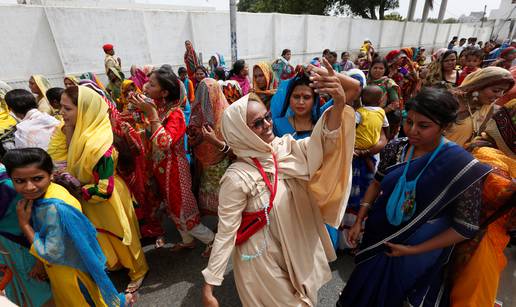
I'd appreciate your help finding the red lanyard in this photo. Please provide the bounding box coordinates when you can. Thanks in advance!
[251,154,278,208]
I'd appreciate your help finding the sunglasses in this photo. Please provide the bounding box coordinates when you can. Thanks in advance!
[250,111,272,130]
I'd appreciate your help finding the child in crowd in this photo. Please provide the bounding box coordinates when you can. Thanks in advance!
[458,47,484,85]
[385,109,402,140]
[45,87,64,111]
[3,148,135,307]
[354,85,389,171]
[178,67,195,104]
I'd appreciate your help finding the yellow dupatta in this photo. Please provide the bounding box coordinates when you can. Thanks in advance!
[31,75,54,115]
[67,86,136,248]
[0,81,16,133]
[67,86,113,184]
[64,75,79,86]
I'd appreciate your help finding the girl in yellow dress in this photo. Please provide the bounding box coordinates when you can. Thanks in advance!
[3,147,135,306]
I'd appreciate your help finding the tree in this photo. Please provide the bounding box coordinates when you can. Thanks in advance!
[237,0,333,16]
[238,0,401,20]
[384,12,404,21]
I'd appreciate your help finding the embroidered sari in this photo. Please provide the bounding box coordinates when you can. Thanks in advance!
[66,86,148,282]
[337,140,491,307]
[188,79,230,215]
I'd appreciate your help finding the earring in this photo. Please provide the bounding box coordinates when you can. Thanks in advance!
[471,91,479,103]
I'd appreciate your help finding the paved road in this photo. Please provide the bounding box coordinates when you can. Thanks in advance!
[111,217,515,307]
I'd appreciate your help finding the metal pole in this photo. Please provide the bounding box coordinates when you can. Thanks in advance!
[230,0,238,63]
[481,4,487,28]
[407,0,417,22]
[438,0,447,22]
[422,0,431,22]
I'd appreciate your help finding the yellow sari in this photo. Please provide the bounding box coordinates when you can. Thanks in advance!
[31,75,54,115]
[67,86,147,282]
[0,81,16,133]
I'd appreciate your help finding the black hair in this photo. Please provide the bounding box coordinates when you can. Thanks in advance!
[405,87,458,127]
[46,87,64,103]
[361,85,383,106]
[152,65,181,102]
[329,51,338,58]
[5,89,38,115]
[214,67,226,81]
[462,47,484,59]
[322,49,330,55]
[386,109,402,126]
[229,59,246,78]
[281,49,291,57]
[341,51,350,57]
[281,73,319,123]
[63,86,79,106]
[368,58,389,77]
[178,67,187,75]
[3,148,54,176]
[195,66,208,76]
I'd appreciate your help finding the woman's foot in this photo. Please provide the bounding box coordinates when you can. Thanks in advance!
[155,236,166,249]
[125,276,144,294]
[170,241,196,252]
[124,292,138,306]
[201,241,214,258]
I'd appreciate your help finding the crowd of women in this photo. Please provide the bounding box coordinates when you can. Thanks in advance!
[0,37,514,307]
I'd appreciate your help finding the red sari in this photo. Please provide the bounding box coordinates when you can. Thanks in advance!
[149,105,201,231]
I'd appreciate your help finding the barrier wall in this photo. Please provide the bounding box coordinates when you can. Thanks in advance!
[0,4,495,88]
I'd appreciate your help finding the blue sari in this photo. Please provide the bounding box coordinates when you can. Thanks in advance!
[337,142,491,307]
[270,77,332,139]
[33,192,125,307]
[270,77,338,248]
[0,166,51,307]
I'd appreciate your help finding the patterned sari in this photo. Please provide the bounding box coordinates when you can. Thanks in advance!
[337,141,491,307]
[189,78,230,215]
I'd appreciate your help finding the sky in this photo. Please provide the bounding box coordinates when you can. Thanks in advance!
[389,0,502,19]
[0,0,503,19]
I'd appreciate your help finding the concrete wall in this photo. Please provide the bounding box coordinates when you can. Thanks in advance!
[0,4,495,88]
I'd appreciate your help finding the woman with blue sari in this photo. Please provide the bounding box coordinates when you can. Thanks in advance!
[0,164,52,306]
[338,88,491,307]
[3,148,134,306]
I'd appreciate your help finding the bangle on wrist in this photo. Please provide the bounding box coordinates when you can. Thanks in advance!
[219,143,230,153]
[360,202,371,209]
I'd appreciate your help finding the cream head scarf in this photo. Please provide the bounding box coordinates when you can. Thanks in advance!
[67,86,113,184]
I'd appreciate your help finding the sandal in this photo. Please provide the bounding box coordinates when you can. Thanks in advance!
[155,236,166,249]
[201,241,214,258]
[170,241,196,252]
[125,276,144,294]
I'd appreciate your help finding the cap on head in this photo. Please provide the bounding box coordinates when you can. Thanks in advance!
[102,44,114,53]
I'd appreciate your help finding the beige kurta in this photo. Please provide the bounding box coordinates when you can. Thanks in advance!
[202,106,355,307]
[446,103,493,147]
[37,97,54,115]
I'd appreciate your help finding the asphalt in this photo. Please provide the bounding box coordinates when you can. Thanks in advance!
[110,216,515,307]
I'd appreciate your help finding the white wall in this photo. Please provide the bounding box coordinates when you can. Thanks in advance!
[0,4,495,88]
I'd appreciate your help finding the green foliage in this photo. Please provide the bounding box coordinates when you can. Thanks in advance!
[237,0,400,19]
[384,12,404,21]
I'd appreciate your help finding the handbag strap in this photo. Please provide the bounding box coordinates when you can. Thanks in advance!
[251,154,278,212]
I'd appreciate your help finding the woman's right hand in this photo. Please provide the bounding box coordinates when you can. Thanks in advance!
[202,283,219,307]
[348,221,362,248]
